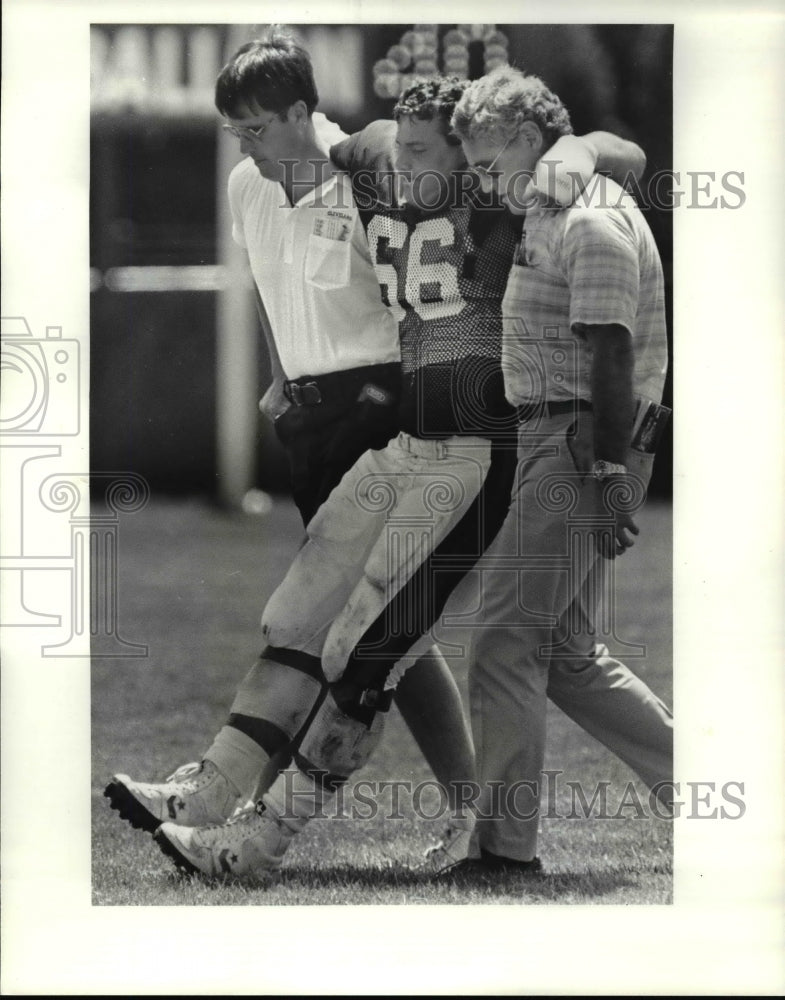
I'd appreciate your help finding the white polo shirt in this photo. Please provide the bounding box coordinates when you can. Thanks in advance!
[228,155,400,380]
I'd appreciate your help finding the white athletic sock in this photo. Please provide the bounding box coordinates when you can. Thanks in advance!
[263,766,336,833]
[203,725,268,800]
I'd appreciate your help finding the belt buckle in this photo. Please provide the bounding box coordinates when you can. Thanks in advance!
[285,381,322,406]
[300,382,322,405]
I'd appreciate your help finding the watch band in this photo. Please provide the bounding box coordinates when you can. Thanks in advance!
[591,460,628,480]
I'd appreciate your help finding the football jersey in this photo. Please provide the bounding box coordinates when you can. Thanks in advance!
[332,121,519,439]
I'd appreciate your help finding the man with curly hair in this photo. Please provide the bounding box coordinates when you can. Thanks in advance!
[448,66,673,873]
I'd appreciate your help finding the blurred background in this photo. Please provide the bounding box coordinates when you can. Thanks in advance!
[90,23,673,502]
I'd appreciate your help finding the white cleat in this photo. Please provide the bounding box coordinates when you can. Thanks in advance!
[153,800,295,881]
[164,761,201,782]
[104,760,241,834]
[421,815,475,875]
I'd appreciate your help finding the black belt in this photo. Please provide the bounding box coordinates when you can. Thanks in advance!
[516,399,592,423]
[284,362,400,408]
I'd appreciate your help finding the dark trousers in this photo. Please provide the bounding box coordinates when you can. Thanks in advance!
[274,363,402,526]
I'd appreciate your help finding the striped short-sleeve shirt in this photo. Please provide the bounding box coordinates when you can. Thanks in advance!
[501,176,668,406]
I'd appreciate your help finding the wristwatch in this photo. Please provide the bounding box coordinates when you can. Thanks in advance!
[591,460,628,480]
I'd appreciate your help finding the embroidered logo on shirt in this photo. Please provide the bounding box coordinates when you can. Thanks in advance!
[313,211,353,241]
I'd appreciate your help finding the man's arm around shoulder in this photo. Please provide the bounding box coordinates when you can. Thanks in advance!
[573,321,640,560]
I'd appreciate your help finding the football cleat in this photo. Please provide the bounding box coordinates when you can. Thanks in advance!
[420,814,475,875]
[104,760,241,834]
[165,761,201,782]
[153,800,295,881]
[165,761,261,813]
[165,760,261,814]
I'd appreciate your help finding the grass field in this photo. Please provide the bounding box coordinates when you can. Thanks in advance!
[92,495,673,906]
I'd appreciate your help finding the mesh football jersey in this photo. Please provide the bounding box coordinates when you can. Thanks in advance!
[332,121,519,439]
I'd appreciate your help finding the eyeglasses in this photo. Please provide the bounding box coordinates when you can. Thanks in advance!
[470,136,512,181]
[221,117,276,141]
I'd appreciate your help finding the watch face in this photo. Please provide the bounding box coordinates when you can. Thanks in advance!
[592,460,625,479]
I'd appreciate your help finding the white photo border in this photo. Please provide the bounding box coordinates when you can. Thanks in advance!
[2,0,784,994]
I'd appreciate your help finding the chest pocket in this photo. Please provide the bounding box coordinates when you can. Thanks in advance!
[304,233,351,291]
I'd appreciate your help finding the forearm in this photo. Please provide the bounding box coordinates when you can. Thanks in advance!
[254,287,289,419]
[254,287,286,385]
[581,130,646,185]
[535,131,646,205]
[581,324,636,464]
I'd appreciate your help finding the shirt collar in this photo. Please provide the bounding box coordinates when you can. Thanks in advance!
[292,170,349,209]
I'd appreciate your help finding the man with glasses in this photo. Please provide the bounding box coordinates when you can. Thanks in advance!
[105,29,479,850]
[447,66,673,875]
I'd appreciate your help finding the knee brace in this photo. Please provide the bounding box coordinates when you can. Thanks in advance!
[229,648,326,756]
[297,689,388,782]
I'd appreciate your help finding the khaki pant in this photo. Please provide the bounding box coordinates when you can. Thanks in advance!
[457,411,673,860]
